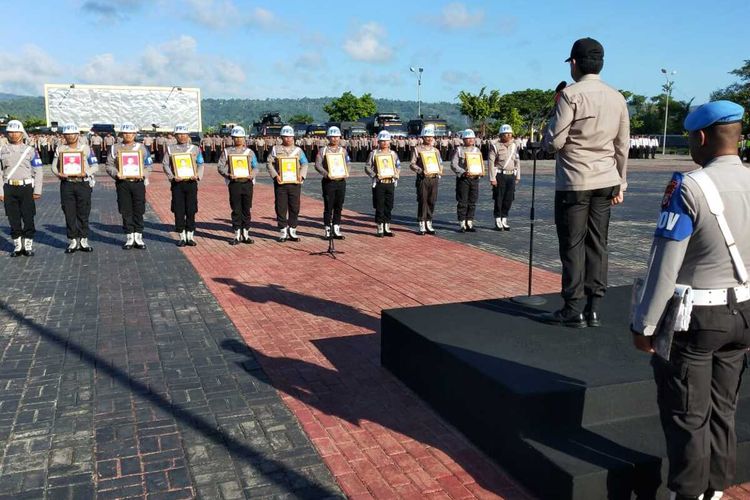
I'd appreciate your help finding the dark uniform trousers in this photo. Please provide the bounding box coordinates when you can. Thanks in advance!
[274,182,301,228]
[4,184,35,239]
[415,175,439,221]
[654,299,750,496]
[170,180,198,233]
[455,176,479,220]
[372,181,395,223]
[92,145,102,164]
[492,173,516,218]
[115,180,146,234]
[322,178,346,226]
[554,185,619,313]
[60,180,92,239]
[228,180,253,230]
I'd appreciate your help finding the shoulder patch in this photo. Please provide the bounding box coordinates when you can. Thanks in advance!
[654,172,693,241]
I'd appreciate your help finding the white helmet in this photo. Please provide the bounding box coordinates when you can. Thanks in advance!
[6,120,24,133]
[61,123,79,135]
[377,130,391,141]
[280,125,295,137]
[499,124,513,135]
[120,122,138,133]
[326,126,341,137]
[461,129,476,139]
[420,125,435,137]
[230,126,246,137]
[174,124,190,134]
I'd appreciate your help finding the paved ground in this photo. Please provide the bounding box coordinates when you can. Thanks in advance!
[0,155,748,499]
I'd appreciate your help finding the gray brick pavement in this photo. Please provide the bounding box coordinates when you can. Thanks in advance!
[0,180,341,499]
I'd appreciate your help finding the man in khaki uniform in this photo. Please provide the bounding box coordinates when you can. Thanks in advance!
[410,126,443,235]
[488,124,521,230]
[218,126,258,244]
[541,37,629,327]
[450,129,482,232]
[266,126,309,242]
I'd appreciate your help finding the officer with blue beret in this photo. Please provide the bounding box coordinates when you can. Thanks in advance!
[631,100,750,500]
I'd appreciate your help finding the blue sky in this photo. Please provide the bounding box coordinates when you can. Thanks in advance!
[3,0,745,105]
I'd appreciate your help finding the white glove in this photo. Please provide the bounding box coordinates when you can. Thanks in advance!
[394,180,398,188]
[372,179,377,189]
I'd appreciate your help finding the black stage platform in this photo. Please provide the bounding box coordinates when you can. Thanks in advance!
[381,286,750,500]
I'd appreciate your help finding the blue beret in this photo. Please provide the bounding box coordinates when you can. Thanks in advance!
[684,100,744,132]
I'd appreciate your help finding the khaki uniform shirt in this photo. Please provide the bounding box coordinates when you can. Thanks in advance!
[488,141,520,180]
[0,143,44,197]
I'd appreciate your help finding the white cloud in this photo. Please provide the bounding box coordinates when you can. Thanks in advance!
[343,22,393,63]
[441,70,481,86]
[0,45,63,95]
[80,0,144,22]
[439,2,484,29]
[180,0,275,30]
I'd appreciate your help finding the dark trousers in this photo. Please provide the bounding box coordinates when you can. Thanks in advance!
[92,145,102,163]
[492,174,516,218]
[60,181,92,239]
[554,185,618,313]
[274,182,301,228]
[372,182,395,223]
[115,180,146,234]
[455,176,479,220]
[170,180,198,232]
[651,146,657,159]
[228,181,253,230]
[322,178,346,226]
[654,300,750,497]
[415,175,439,221]
[4,184,35,239]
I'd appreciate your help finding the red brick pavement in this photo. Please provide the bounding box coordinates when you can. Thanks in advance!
[144,166,750,500]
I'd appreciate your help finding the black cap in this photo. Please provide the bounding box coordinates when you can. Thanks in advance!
[565,37,604,63]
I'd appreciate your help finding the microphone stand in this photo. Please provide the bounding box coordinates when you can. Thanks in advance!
[311,222,343,259]
[511,140,546,306]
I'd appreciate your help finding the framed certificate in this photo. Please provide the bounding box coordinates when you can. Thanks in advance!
[278,157,300,184]
[420,150,442,176]
[465,152,485,176]
[118,150,144,179]
[229,155,251,179]
[172,153,196,180]
[375,154,396,179]
[325,152,348,180]
[61,151,85,177]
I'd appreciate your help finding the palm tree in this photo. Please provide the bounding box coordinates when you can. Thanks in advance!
[457,87,501,137]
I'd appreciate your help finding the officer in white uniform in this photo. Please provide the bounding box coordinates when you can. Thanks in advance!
[217,126,258,245]
[631,101,750,500]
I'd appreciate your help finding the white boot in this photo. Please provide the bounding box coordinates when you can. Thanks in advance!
[177,230,187,247]
[11,237,23,256]
[79,237,93,252]
[186,230,196,246]
[242,228,253,244]
[231,229,241,245]
[459,220,467,232]
[23,238,34,257]
[466,220,476,232]
[333,224,344,240]
[288,227,300,241]
[418,221,426,235]
[502,217,510,230]
[278,227,288,242]
[134,232,146,249]
[324,226,332,239]
[495,217,503,230]
[65,238,79,254]
[426,220,435,234]
[123,233,135,250]
[384,223,394,237]
[376,223,384,237]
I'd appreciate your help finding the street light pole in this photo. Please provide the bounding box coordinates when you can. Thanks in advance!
[660,69,676,156]
[410,67,424,117]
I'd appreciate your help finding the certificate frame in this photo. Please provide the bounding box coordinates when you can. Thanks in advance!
[374,154,396,180]
[60,151,85,177]
[229,154,252,179]
[118,150,144,179]
[325,152,348,180]
[172,153,196,180]
[278,157,301,184]
[420,150,442,176]
[465,152,485,177]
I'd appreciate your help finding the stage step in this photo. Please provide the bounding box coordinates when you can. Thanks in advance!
[381,286,750,500]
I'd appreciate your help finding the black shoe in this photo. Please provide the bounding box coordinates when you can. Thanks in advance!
[134,243,146,250]
[187,239,197,247]
[23,249,34,257]
[466,226,477,233]
[278,236,287,243]
[586,311,601,327]
[79,245,93,253]
[538,310,587,328]
[243,237,254,244]
[333,234,345,240]
[385,231,394,237]
[65,247,77,254]
[123,243,133,250]
[177,239,186,247]
[230,238,240,246]
[11,251,22,257]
